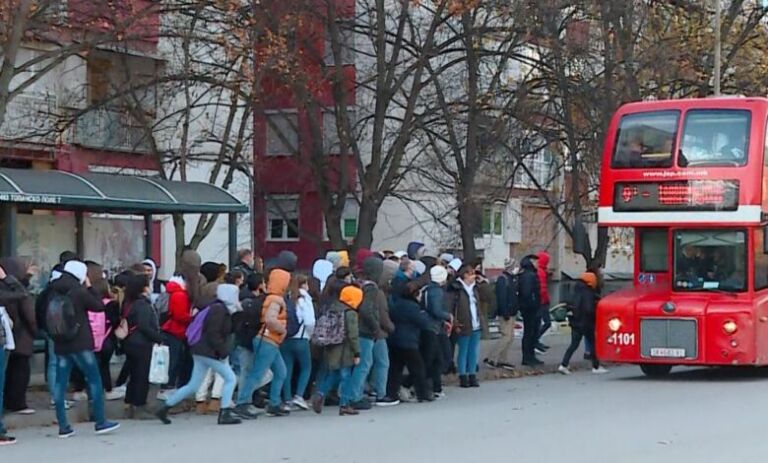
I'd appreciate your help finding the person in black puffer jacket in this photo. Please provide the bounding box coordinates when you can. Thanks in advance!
[122,273,164,414]
[157,284,242,426]
[518,255,541,367]
[387,278,432,402]
[559,272,608,375]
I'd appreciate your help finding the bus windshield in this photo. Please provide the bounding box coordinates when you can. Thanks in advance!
[678,110,750,167]
[612,111,678,168]
[673,230,746,292]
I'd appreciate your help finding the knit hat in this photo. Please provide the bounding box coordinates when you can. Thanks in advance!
[312,259,334,291]
[355,248,375,274]
[580,272,598,289]
[64,260,88,284]
[448,258,463,272]
[430,265,448,285]
[340,285,363,310]
[439,253,454,264]
[406,241,425,260]
[381,260,399,288]
[326,251,342,270]
[394,251,407,259]
[362,256,384,283]
[413,260,426,276]
[276,250,298,272]
[217,284,242,314]
[338,250,350,268]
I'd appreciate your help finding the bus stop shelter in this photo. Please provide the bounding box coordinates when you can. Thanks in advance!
[0,168,248,268]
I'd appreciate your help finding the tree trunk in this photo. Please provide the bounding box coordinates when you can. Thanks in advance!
[355,197,379,251]
[457,196,477,264]
[173,213,187,271]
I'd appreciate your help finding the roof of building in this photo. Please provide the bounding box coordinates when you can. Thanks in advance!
[0,168,247,214]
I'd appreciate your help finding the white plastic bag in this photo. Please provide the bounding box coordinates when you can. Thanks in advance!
[0,306,15,351]
[148,344,170,385]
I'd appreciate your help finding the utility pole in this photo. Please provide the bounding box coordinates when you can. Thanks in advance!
[713,0,721,96]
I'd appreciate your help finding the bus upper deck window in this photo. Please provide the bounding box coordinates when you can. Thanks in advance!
[612,111,678,169]
[678,110,750,167]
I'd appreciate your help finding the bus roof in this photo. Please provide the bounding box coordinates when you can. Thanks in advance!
[616,96,768,114]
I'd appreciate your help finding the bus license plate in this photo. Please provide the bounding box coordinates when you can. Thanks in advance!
[650,348,685,358]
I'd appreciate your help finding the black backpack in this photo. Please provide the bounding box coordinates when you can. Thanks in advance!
[46,291,80,342]
[285,296,302,338]
[233,294,266,350]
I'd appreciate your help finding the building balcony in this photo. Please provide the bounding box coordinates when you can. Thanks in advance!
[0,94,59,146]
[73,109,152,154]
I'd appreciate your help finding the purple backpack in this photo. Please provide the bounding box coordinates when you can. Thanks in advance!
[185,306,211,346]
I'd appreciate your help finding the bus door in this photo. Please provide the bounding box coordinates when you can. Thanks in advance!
[636,228,669,287]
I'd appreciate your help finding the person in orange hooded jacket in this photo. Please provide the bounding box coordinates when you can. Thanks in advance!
[234,269,290,418]
[536,250,552,352]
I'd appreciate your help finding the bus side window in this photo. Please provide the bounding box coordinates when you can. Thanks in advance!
[640,229,668,273]
[754,229,768,291]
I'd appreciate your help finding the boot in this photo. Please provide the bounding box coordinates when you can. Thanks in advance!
[339,405,359,416]
[124,405,135,419]
[217,408,242,425]
[195,401,208,415]
[459,375,470,388]
[156,406,171,425]
[207,398,221,414]
[469,375,480,388]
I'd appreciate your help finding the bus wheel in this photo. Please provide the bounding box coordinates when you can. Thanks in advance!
[640,364,673,377]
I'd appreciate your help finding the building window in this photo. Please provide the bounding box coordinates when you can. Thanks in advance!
[477,204,503,237]
[343,218,357,239]
[266,112,299,156]
[267,196,300,241]
[324,22,355,66]
[755,229,768,291]
[323,109,355,154]
[514,148,555,190]
[88,57,113,105]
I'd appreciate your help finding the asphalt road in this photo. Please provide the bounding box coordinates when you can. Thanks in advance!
[5,365,768,462]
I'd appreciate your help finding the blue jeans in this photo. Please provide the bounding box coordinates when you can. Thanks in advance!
[54,350,107,432]
[372,339,390,399]
[318,367,353,406]
[165,355,237,408]
[237,338,286,407]
[456,330,481,375]
[45,335,57,398]
[280,338,311,401]
[350,337,375,401]
[0,349,7,435]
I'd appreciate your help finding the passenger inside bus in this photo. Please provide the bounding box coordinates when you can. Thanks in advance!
[674,230,746,291]
[678,110,748,167]
[612,112,677,168]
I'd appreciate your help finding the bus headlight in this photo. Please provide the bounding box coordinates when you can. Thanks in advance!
[723,320,738,335]
[608,318,622,332]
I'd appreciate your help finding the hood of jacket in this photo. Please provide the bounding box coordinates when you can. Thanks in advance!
[536,251,550,270]
[361,256,383,283]
[312,259,334,291]
[355,248,375,273]
[338,250,350,268]
[48,271,82,294]
[340,285,363,310]
[0,257,26,281]
[142,258,158,287]
[166,276,187,293]
[217,283,241,313]
[407,241,425,260]
[520,255,537,272]
[267,269,291,296]
[381,260,398,288]
[326,251,342,270]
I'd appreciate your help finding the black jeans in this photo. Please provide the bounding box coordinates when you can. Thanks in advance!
[4,353,31,411]
[521,308,540,363]
[420,331,443,393]
[561,328,599,369]
[123,342,153,406]
[537,304,552,341]
[99,336,116,391]
[387,346,429,401]
[163,332,186,389]
[438,333,453,374]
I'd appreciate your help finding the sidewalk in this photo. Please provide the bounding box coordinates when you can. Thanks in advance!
[4,325,592,431]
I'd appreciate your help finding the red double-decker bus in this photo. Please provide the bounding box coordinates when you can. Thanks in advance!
[596,96,768,376]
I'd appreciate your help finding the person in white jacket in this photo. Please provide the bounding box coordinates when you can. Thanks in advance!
[280,274,316,410]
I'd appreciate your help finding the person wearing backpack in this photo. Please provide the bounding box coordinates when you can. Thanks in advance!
[558,272,609,375]
[281,274,315,410]
[486,259,520,371]
[159,276,193,400]
[156,284,242,425]
[310,285,362,416]
[235,268,289,418]
[47,260,120,438]
[121,273,164,417]
[0,257,37,415]
[0,263,30,446]
[420,265,452,399]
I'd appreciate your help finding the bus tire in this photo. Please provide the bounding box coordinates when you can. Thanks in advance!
[640,364,673,377]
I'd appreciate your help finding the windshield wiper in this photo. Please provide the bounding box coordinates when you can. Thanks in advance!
[698,287,739,297]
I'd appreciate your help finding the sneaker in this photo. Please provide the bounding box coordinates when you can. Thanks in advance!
[233,403,260,420]
[15,408,35,415]
[94,421,120,435]
[0,434,16,446]
[399,387,416,403]
[558,365,572,375]
[112,385,127,395]
[105,390,126,401]
[536,342,550,351]
[58,427,76,439]
[49,399,73,410]
[499,362,516,371]
[522,358,544,367]
[534,348,548,356]
[155,389,174,401]
[592,366,609,374]
[483,358,499,369]
[265,405,289,417]
[292,395,309,411]
[433,392,447,400]
[339,405,359,416]
[350,399,372,410]
[72,391,89,402]
[375,396,400,407]
[281,402,296,412]
[311,393,324,414]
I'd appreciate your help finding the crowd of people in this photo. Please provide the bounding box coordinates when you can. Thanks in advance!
[0,243,606,445]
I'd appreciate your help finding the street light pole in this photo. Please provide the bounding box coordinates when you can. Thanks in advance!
[713,0,721,96]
